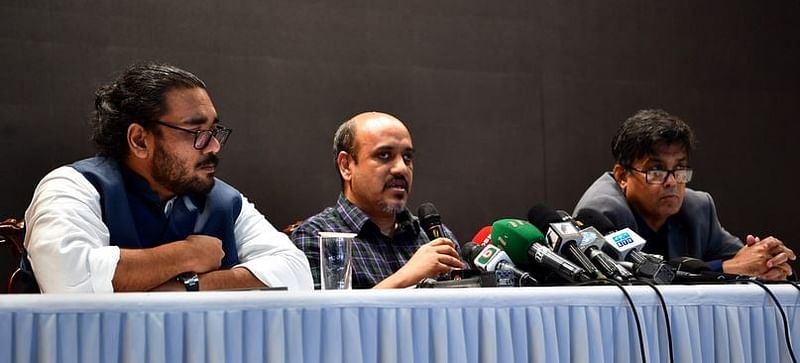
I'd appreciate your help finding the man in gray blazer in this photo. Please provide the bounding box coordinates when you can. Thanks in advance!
[574,109,794,280]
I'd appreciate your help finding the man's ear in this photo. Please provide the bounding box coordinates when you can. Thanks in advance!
[127,123,151,159]
[336,151,353,181]
[612,164,627,191]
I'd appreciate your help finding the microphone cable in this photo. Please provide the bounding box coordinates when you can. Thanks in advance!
[764,265,800,293]
[577,279,648,363]
[517,271,539,286]
[627,279,674,363]
[733,279,797,363]
[785,266,800,294]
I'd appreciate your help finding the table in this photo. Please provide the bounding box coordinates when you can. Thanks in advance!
[1,285,798,362]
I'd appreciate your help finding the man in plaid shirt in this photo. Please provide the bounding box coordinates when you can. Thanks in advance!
[291,112,464,288]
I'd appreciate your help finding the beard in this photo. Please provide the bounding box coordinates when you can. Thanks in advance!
[378,175,409,215]
[151,143,218,196]
[378,199,406,215]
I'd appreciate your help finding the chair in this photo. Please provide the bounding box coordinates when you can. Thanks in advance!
[281,220,305,236]
[1,218,24,293]
[0,218,39,293]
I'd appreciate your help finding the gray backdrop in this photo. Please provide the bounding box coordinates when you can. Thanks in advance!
[2,1,798,271]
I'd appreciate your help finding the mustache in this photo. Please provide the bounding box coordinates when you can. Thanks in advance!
[196,154,219,168]
[660,190,680,198]
[384,176,408,190]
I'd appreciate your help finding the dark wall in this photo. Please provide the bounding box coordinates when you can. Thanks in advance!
[2,1,798,270]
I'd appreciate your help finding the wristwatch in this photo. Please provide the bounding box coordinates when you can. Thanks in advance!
[177,272,200,291]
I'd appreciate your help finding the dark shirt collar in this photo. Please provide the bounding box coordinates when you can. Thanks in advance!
[632,208,671,258]
[334,193,421,238]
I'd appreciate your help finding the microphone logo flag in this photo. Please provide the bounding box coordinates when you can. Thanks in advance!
[476,245,499,267]
[603,228,647,254]
[612,231,634,247]
[580,230,599,244]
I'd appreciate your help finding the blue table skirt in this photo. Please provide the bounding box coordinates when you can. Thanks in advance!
[1,285,798,362]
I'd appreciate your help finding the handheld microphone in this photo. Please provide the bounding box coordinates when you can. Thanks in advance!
[528,205,604,279]
[461,242,538,286]
[471,226,493,246]
[418,202,445,240]
[491,219,591,283]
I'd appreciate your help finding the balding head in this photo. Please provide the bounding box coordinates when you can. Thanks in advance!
[333,112,410,186]
[333,112,405,158]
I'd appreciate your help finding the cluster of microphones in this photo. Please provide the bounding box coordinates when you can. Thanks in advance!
[416,202,758,288]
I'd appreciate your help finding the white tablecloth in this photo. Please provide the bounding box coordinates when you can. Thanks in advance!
[1,285,798,362]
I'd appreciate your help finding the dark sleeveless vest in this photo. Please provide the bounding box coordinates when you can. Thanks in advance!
[70,156,242,267]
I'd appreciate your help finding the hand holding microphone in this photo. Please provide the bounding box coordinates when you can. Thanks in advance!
[408,203,464,279]
[375,202,463,288]
[406,238,465,274]
[386,238,464,288]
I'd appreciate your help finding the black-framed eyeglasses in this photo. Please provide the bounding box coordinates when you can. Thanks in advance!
[629,167,693,184]
[151,120,232,150]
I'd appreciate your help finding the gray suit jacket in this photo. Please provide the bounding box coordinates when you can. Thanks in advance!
[573,173,742,263]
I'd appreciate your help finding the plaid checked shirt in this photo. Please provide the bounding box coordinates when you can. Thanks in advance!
[290,193,460,289]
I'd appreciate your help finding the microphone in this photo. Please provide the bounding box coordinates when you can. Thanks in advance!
[576,209,674,284]
[418,202,468,281]
[574,209,635,281]
[668,257,760,283]
[416,271,516,288]
[670,256,712,272]
[597,225,675,284]
[528,205,604,279]
[461,241,538,286]
[491,219,591,283]
[418,202,445,240]
[555,209,584,228]
[417,276,481,288]
[471,226,493,246]
[577,226,636,281]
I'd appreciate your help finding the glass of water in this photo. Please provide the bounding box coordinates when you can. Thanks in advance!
[318,232,355,290]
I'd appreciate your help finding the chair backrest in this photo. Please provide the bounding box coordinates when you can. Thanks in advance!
[0,218,24,256]
[281,220,304,236]
[1,218,25,293]
[8,265,39,293]
[1,219,39,293]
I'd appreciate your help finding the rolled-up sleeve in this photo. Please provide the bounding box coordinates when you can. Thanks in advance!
[233,196,314,290]
[25,167,120,293]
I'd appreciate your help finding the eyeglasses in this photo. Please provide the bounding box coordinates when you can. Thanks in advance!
[629,167,693,184]
[151,120,232,150]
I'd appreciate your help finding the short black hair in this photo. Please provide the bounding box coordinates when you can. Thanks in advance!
[332,118,359,188]
[90,62,206,161]
[611,109,696,168]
